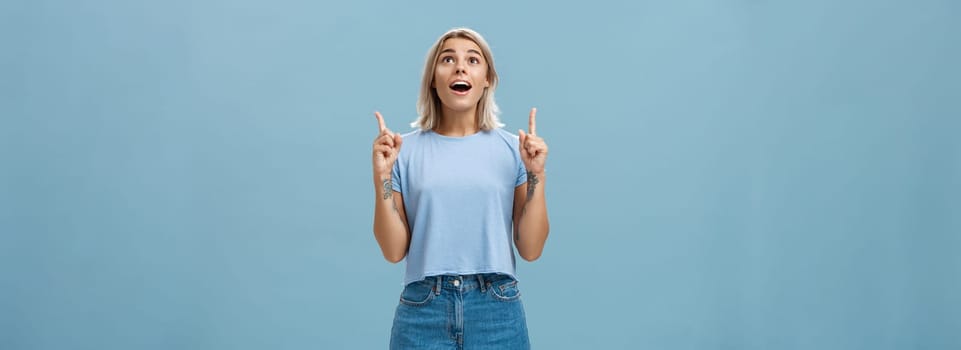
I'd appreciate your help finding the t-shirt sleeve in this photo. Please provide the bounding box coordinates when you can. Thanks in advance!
[515,149,528,187]
[391,157,402,193]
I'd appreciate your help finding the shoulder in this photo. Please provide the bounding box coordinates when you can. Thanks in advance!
[396,129,425,159]
[400,129,424,139]
[398,129,426,146]
[488,127,520,146]
[483,128,523,164]
[489,127,519,140]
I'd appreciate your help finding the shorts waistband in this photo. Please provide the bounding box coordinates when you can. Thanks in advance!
[425,273,515,294]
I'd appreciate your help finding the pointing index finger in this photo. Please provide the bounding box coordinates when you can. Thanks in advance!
[529,107,537,136]
[375,111,386,133]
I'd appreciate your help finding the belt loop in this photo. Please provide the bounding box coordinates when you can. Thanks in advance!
[434,276,441,295]
[478,274,487,293]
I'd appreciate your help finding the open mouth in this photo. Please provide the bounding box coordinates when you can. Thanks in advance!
[449,81,472,94]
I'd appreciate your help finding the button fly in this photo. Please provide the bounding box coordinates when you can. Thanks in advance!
[452,279,460,287]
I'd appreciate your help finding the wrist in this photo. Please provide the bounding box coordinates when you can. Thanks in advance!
[373,171,391,181]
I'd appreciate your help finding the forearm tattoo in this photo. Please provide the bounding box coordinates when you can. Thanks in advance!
[526,171,539,201]
[521,171,540,217]
[381,178,397,212]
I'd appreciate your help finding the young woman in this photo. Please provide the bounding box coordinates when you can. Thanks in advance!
[371,27,549,349]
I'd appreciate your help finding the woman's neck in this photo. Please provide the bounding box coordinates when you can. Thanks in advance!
[434,107,479,137]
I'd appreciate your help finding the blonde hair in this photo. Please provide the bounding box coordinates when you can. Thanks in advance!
[412,27,503,131]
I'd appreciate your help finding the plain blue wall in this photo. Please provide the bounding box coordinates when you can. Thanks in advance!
[2,0,959,348]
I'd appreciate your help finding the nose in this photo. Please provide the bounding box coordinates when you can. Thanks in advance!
[455,60,467,74]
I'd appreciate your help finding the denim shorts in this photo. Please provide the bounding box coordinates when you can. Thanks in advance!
[389,273,530,350]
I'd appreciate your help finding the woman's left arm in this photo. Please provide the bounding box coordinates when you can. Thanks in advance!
[513,108,550,261]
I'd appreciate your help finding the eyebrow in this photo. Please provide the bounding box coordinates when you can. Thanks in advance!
[439,48,483,56]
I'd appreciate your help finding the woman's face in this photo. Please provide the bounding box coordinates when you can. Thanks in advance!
[432,38,490,115]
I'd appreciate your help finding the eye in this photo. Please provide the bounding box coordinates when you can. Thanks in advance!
[441,56,454,64]
[469,57,480,64]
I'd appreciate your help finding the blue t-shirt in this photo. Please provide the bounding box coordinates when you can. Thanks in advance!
[392,128,528,285]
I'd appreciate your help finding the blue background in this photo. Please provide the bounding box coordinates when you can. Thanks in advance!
[2,0,959,348]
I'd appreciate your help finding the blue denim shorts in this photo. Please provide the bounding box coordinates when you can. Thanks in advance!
[389,273,530,350]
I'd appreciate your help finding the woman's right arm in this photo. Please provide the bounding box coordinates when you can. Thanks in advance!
[372,112,411,263]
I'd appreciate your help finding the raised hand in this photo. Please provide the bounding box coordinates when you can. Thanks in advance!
[517,107,548,174]
[372,111,403,178]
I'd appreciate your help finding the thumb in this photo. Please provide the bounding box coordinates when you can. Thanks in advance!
[393,133,403,150]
